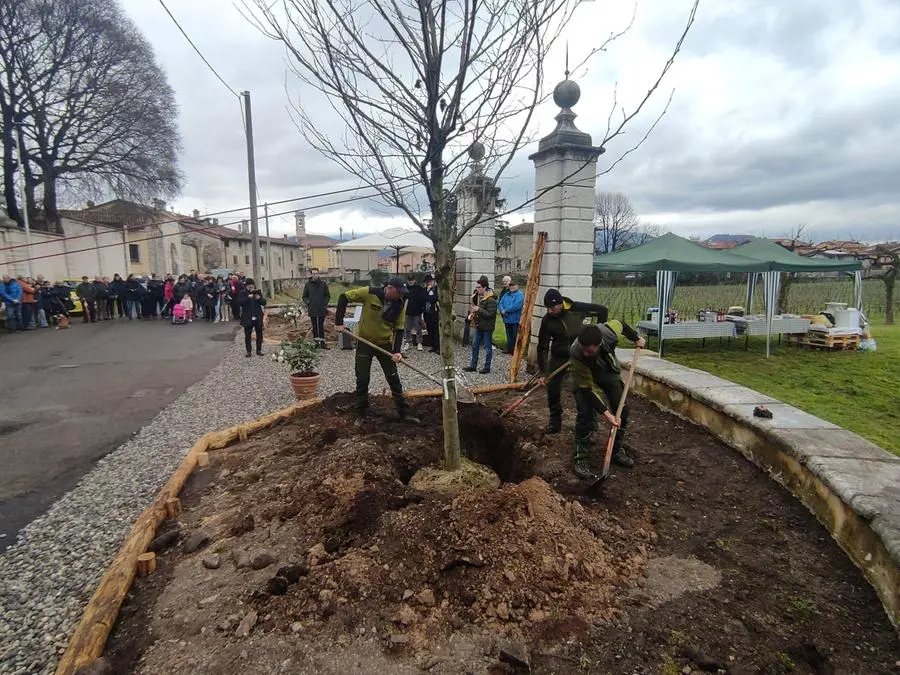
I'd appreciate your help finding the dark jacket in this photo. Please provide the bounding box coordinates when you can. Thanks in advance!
[173,281,190,301]
[537,298,609,371]
[125,278,142,299]
[148,278,164,299]
[302,278,330,317]
[424,284,439,315]
[202,282,217,307]
[238,289,267,327]
[108,278,127,297]
[406,283,427,315]
[474,291,498,332]
[76,281,96,301]
[92,281,108,300]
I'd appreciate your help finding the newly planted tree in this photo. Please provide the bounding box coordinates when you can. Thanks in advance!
[244,0,697,469]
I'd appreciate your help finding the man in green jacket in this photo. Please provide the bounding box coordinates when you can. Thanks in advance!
[463,278,498,374]
[568,322,644,480]
[537,288,610,434]
[335,277,419,425]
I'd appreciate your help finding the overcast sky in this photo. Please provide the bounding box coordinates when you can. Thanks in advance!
[120,0,900,243]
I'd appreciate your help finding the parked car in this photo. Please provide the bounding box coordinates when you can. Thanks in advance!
[61,279,84,315]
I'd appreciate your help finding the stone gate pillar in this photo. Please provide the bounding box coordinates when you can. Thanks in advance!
[453,143,497,336]
[527,77,603,360]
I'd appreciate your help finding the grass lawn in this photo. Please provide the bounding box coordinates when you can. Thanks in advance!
[663,324,900,455]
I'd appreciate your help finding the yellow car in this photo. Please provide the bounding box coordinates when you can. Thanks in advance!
[61,279,85,315]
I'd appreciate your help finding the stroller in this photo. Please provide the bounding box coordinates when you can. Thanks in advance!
[172,303,187,325]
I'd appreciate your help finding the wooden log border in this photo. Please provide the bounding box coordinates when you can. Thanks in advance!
[56,383,526,674]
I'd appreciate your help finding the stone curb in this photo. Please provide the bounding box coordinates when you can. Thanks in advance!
[617,348,900,629]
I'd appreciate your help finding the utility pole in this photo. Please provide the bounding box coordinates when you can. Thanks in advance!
[242,90,260,284]
[13,117,34,277]
[264,203,274,298]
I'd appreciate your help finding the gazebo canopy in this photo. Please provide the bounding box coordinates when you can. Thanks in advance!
[592,233,771,273]
[734,239,861,272]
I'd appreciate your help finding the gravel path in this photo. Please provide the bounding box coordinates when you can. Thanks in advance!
[0,334,524,674]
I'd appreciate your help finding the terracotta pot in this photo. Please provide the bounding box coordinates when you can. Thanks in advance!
[289,372,320,400]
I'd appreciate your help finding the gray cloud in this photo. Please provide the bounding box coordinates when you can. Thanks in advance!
[120,0,900,243]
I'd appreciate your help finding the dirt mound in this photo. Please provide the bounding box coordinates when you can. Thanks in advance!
[154,398,647,654]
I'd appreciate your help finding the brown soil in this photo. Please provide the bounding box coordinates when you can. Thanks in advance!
[265,311,339,344]
[104,393,899,674]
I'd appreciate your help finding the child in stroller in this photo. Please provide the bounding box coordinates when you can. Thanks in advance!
[172,302,187,324]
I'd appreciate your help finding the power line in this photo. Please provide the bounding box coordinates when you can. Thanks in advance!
[157,0,240,98]
[0,182,405,253]
[12,190,393,265]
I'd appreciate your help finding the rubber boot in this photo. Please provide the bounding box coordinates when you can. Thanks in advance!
[572,437,596,480]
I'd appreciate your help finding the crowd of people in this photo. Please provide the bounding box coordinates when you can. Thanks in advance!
[0,270,264,333]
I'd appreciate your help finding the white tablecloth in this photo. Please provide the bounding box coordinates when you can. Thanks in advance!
[726,316,810,336]
[637,320,737,340]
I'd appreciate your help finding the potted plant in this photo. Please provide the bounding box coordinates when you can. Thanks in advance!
[274,337,322,400]
[282,302,304,340]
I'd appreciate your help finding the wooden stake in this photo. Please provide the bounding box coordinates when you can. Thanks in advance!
[197,452,210,468]
[509,231,547,383]
[164,498,181,519]
[136,553,156,577]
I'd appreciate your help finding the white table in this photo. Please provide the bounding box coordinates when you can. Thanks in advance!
[637,320,736,355]
[726,315,810,349]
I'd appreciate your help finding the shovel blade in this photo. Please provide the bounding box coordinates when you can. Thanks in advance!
[587,472,609,496]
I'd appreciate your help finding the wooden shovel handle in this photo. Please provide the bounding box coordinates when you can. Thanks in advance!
[601,348,642,476]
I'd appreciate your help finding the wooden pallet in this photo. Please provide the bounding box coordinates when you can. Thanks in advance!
[786,332,860,351]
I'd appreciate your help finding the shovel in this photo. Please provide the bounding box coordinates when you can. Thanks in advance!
[589,347,641,494]
[344,330,476,403]
[499,362,569,418]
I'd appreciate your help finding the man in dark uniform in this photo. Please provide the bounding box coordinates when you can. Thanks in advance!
[536,288,611,434]
[569,322,644,479]
[334,276,420,425]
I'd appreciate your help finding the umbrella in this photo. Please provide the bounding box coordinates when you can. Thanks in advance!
[335,227,475,273]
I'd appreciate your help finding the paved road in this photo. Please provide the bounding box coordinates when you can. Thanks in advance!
[0,317,238,552]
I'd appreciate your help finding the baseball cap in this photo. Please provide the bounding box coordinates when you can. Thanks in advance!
[387,276,409,295]
[543,288,563,308]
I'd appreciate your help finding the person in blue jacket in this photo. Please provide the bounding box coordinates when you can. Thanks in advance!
[1,274,24,331]
[497,279,524,354]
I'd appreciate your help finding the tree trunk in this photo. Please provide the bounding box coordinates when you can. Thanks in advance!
[41,166,58,226]
[1,103,22,227]
[777,272,793,314]
[885,273,895,325]
[435,243,462,470]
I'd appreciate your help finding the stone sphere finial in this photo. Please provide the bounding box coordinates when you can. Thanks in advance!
[469,141,485,161]
[553,79,581,109]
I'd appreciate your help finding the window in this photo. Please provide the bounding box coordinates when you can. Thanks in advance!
[245,255,250,264]
[290,251,294,263]
[224,240,229,248]
[278,257,283,268]
[129,244,140,263]
[233,255,238,265]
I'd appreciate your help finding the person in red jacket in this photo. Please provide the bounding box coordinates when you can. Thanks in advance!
[17,276,37,330]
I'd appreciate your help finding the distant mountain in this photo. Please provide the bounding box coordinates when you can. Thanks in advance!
[706,233,755,244]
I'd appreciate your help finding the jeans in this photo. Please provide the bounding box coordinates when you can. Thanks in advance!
[37,308,48,328]
[127,298,141,319]
[403,313,423,345]
[354,341,408,416]
[4,303,23,331]
[21,302,35,329]
[244,322,263,353]
[573,371,629,459]
[469,328,493,370]
[424,312,439,351]
[310,315,326,344]
[82,299,97,323]
[504,322,518,353]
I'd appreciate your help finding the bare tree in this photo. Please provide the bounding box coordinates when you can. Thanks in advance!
[0,0,182,226]
[243,0,698,469]
[776,223,808,313]
[871,244,899,325]
[594,191,640,253]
